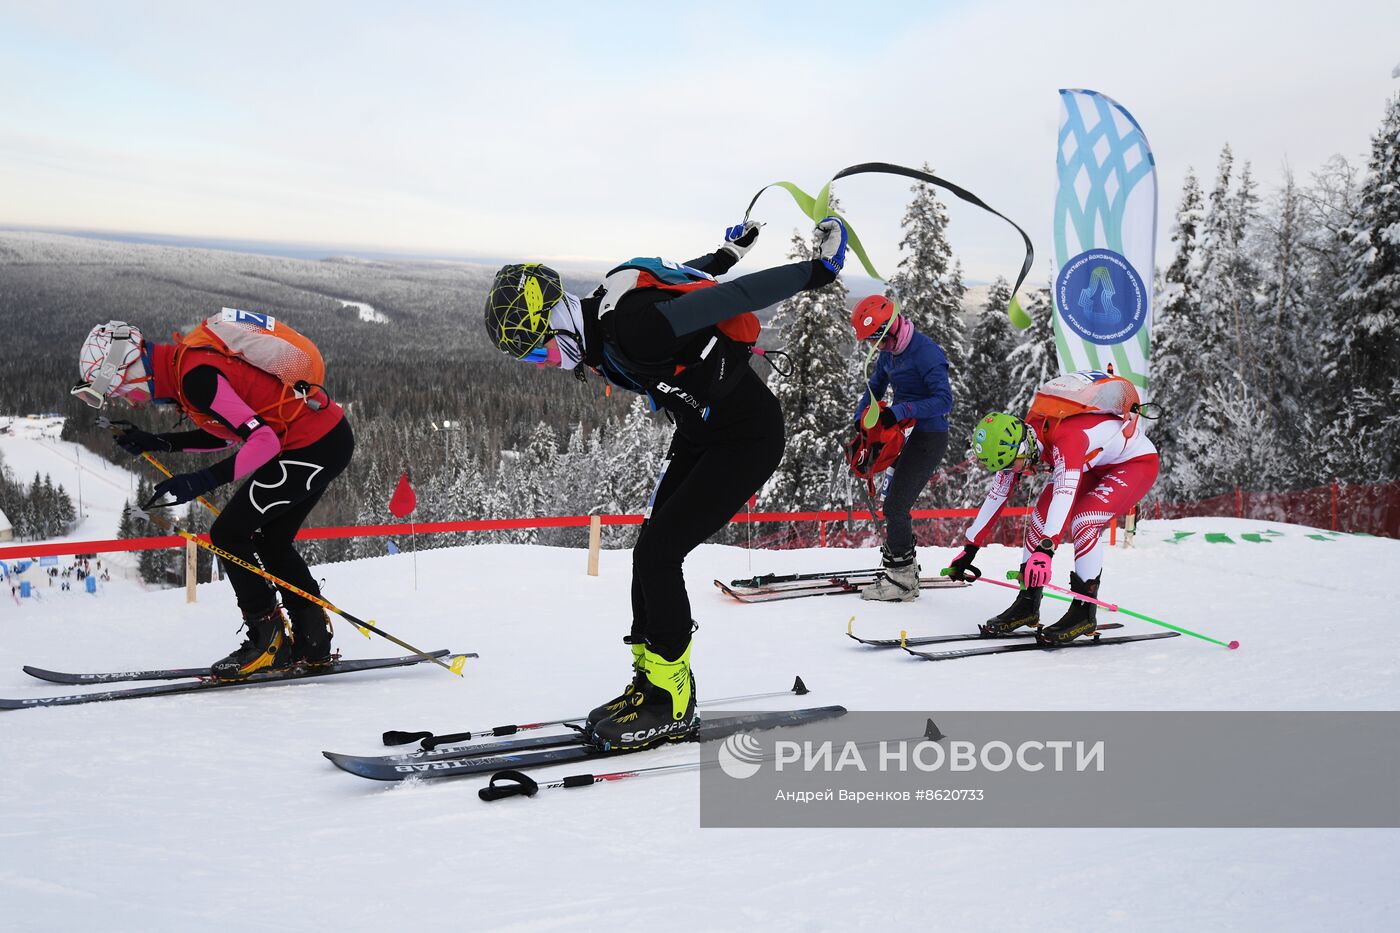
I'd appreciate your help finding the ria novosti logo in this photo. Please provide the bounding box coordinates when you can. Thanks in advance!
[717,732,765,780]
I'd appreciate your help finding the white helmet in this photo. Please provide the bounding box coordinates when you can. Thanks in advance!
[72,321,147,409]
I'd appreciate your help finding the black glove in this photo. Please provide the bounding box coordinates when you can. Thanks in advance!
[114,425,174,456]
[878,407,899,429]
[145,469,219,507]
[944,545,981,582]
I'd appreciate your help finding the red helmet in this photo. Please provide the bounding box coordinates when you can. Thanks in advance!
[851,295,895,342]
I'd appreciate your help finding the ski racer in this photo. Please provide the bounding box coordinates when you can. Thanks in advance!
[943,372,1158,644]
[849,296,952,601]
[71,317,353,678]
[483,217,850,751]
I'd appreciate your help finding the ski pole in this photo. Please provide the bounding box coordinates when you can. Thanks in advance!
[139,452,222,517]
[135,508,465,676]
[478,719,945,802]
[940,568,1239,649]
[98,418,223,517]
[732,569,877,588]
[384,676,812,748]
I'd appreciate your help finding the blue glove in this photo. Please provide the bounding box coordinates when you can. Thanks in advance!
[720,220,762,261]
[814,216,848,273]
[146,469,219,507]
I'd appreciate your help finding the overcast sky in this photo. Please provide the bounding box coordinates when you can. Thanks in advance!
[2,0,1397,284]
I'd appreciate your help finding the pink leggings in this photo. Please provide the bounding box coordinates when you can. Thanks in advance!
[1024,455,1159,579]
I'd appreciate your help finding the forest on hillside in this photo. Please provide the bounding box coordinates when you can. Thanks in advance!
[2,93,1396,572]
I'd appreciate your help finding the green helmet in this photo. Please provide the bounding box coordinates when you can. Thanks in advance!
[484,263,564,359]
[972,412,1032,471]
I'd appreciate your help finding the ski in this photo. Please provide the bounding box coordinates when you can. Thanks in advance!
[324,706,848,783]
[383,675,810,752]
[23,663,214,685]
[902,632,1180,662]
[715,577,968,603]
[478,719,945,802]
[1,651,466,710]
[847,618,1122,648]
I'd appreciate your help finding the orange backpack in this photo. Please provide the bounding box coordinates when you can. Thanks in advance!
[176,308,325,388]
[172,308,329,431]
[1027,369,1141,438]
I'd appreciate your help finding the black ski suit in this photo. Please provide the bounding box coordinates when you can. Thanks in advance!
[585,252,835,660]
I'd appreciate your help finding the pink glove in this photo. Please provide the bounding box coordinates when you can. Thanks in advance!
[1023,543,1054,588]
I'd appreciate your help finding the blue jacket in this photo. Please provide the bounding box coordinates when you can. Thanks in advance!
[854,331,953,433]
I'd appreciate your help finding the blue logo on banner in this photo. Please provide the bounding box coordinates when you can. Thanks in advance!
[1056,249,1147,346]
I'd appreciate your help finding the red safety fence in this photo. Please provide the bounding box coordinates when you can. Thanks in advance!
[0,507,1030,560]
[3,479,1394,562]
[1147,479,1400,539]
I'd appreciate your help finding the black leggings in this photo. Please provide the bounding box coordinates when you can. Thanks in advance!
[630,369,784,657]
[209,418,354,615]
[882,430,948,554]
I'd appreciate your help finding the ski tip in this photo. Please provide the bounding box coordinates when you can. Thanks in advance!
[923,718,946,742]
[846,616,854,635]
[449,655,468,675]
[1228,640,1241,650]
[899,630,908,648]
[791,675,809,696]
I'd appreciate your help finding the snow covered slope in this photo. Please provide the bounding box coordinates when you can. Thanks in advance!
[1,522,1397,931]
[0,415,141,543]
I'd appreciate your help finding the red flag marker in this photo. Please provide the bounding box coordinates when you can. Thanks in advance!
[389,472,416,518]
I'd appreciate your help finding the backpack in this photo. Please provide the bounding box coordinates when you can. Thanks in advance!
[600,258,761,347]
[845,400,915,496]
[172,308,330,435]
[176,308,325,392]
[1027,369,1141,438]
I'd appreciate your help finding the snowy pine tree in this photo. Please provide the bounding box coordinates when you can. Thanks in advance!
[887,165,967,375]
[761,229,852,511]
[937,277,1022,506]
[1005,287,1057,414]
[1252,168,1322,489]
[1191,146,1258,388]
[961,277,1018,420]
[1174,146,1270,497]
[1332,94,1400,481]
[1150,169,1207,497]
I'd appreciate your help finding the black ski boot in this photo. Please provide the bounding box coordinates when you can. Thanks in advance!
[585,639,647,732]
[210,605,289,680]
[1038,572,1101,646]
[286,604,335,669]
[591,640,698,751]
[980,562,1042,635]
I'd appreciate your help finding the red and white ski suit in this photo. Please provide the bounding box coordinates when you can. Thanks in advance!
[963,413,1158,580]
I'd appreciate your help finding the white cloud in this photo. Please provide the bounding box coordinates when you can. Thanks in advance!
[2,0,1398,281]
